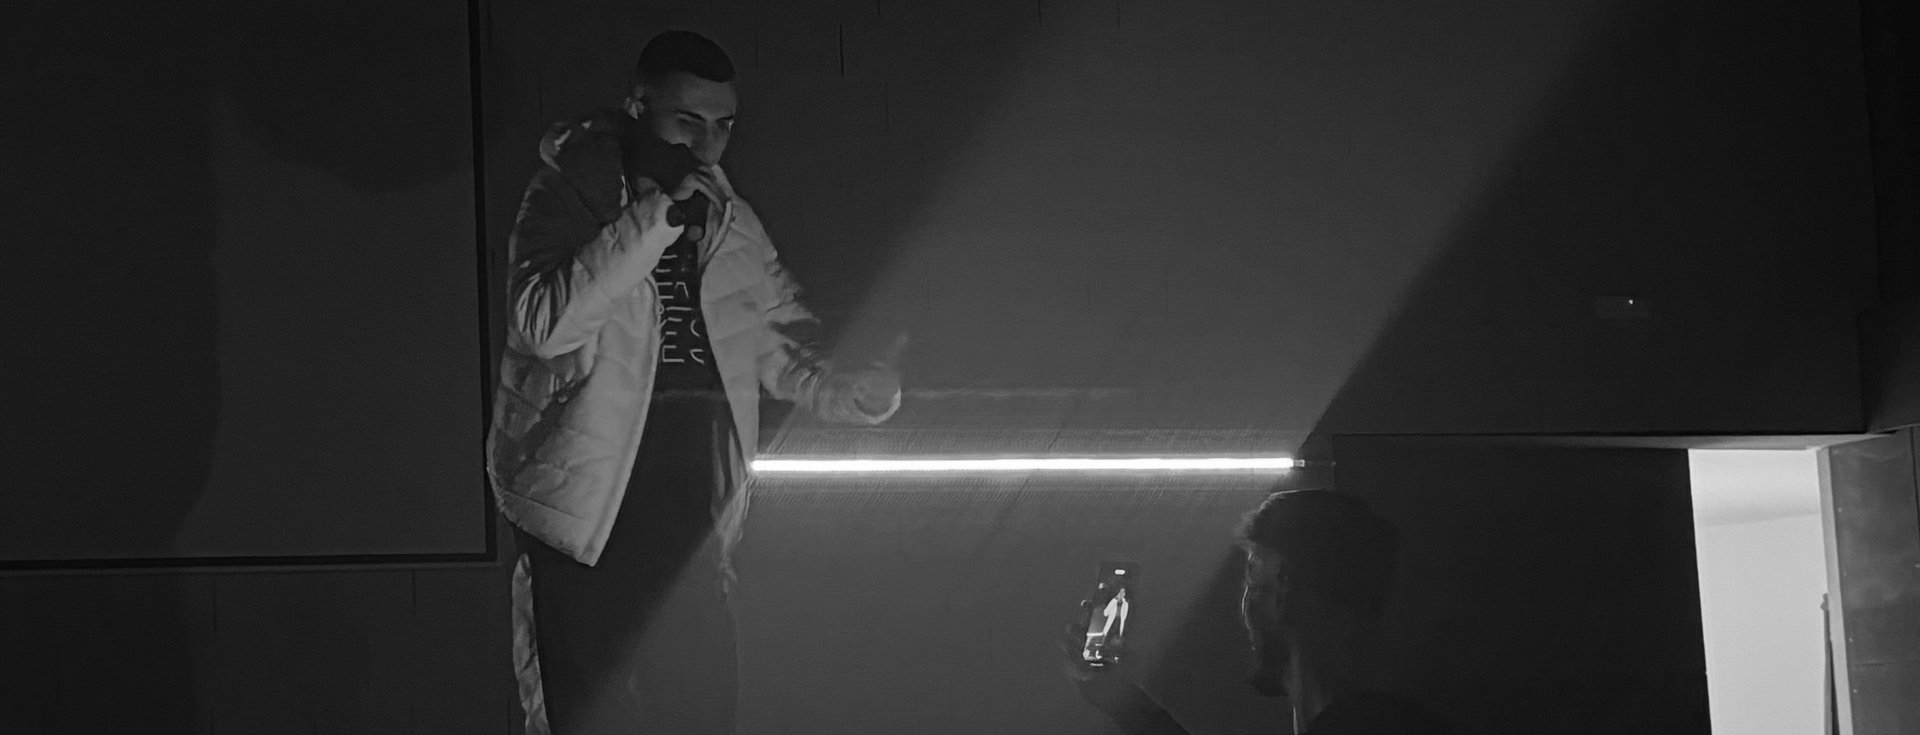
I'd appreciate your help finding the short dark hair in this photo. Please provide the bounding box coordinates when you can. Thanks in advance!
[1237,489,1399,615]
[635,30,736,85]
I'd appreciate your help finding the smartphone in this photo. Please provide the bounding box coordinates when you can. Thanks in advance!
[1079,561,1139,667]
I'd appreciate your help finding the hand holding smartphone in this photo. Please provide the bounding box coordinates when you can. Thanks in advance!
[1064,561,1183,730]
[1077,561,1139,668]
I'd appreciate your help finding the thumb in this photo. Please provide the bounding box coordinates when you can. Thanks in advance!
[628,189,685,239]
[1063,621,1090,651]
[876,332,911,368]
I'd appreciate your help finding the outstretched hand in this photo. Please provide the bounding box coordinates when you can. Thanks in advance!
[1057,608,1192,735]
[1056,608,1143,711]
[850,332,909,417]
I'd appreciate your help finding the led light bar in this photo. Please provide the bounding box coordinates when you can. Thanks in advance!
[750,457,1298,473]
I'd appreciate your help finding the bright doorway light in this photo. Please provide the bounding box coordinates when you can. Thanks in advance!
[1688,450,1827,735]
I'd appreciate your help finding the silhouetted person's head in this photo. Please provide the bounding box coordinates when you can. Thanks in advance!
[627,30,737,166]
[1235,489,1399,699]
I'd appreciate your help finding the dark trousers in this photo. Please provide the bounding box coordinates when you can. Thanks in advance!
[519,392,739,735]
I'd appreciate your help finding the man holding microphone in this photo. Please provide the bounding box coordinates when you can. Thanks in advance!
[488,30,903,735]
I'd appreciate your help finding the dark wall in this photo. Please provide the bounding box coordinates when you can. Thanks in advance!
[1321,438,1710,733]
[1825,430,1920,735]
[1859,0,1920,300]
[1858,0,1920,431]
[2,445,1705,735]
[486,0,1876,440]
[730,474,1291,735]
[3,0,485,562]
[726,439,1708,734]
[0,565,514,734]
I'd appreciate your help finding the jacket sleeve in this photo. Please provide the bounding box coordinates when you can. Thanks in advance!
[733,204,900,425]
[503,135,680,360]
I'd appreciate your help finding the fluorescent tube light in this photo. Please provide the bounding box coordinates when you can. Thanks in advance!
[751,457,1298,473]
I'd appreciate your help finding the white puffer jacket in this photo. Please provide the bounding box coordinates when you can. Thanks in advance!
[486,110,897,570]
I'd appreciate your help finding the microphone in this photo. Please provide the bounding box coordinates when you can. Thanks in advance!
[620,120,710,236]
[665,190,710,230]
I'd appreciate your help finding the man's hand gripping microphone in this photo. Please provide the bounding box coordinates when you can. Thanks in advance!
[622,121,711,236]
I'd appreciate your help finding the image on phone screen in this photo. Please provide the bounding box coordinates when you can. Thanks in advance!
[1080,561,1139,666]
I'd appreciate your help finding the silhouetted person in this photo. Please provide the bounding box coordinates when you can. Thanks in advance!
[1239,489,1400,728]
[488,31,902,734]
[1066,489,1448,734]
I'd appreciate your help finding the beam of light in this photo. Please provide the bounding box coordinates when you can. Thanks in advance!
[750,456,1297,474]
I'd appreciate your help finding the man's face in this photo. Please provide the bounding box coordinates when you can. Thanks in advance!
[1240,545,1292,698]
[635,71,737,166]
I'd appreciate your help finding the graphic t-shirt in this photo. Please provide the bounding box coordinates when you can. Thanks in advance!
[627,230,730,513]
[651,231,721,392]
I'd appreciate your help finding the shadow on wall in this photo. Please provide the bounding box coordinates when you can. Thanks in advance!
[5,0,473,730]
[9,0,474,562]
